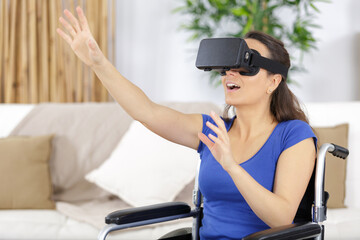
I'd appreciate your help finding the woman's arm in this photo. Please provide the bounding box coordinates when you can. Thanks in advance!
[57,7,202,150]
[227,138,315,227]
[199,111,316,227]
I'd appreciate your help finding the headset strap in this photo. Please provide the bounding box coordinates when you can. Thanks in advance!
[250,53,289,79]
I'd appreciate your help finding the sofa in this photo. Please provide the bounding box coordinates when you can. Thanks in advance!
[0,101,359,240]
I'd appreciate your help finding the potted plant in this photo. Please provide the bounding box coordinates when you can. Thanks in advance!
[174,0,329,85]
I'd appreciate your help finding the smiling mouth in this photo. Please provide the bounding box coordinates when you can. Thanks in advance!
[226,83,241,91]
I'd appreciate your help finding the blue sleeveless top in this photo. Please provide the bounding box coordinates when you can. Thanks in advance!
[197,114,317,239]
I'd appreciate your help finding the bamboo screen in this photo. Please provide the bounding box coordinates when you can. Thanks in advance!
[0,0,115,103]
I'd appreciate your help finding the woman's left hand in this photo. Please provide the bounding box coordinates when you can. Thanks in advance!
[198,111,237,172]
[57,7,105,68]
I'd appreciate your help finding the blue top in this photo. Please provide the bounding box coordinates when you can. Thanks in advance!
[197,114,317,239]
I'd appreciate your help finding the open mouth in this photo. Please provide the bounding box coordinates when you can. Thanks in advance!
[226,83,241,91]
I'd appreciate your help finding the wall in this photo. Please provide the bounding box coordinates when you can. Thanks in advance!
[290,0,360,103]
[115,0,360,105]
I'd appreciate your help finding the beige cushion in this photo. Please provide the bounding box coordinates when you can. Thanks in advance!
[314,124,349,208]
[0,135,55,209]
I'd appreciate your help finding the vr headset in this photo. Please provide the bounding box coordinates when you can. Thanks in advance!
[195,38,289,78]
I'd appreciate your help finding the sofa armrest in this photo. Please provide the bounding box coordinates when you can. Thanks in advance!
[242,222,321,240]
[105,202,192,225]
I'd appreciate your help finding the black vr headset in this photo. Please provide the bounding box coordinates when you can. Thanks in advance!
[195,38,289,78]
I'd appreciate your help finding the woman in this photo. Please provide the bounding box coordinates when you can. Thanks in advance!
[57,7,317,239]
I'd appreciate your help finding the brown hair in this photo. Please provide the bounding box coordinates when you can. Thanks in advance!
[223,31,309,124]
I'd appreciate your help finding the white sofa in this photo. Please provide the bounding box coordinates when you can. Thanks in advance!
[0,102,359,240]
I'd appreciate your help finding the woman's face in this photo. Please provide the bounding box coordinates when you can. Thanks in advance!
[221,38,275,107]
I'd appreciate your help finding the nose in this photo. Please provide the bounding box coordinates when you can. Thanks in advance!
[220,69,238,76]
[225,70,237,76]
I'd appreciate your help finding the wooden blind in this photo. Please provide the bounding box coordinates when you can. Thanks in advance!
[0,0,115,103]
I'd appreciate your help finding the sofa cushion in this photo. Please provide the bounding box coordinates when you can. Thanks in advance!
[314,124,348,208]
[325,208,360,239]
[0,207,193,239]
[85,120,200,207]
[0,135,55,209]
[0,104,34,138]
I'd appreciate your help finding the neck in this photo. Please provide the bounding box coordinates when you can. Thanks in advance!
[232,102,277,140]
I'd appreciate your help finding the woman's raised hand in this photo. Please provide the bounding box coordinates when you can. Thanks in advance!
[198,111,237,172]
[57,7,105,67]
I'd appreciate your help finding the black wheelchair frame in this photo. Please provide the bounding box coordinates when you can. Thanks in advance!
[98,143,349,240]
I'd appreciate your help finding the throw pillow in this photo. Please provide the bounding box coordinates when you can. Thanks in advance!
[314,123,348,208]
[9,103,134,203]
[174,179,195,206]
[86,121,200,207]
[0,135,55,209]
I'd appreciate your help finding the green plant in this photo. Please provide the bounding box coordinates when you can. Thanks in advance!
[174,0,329,86]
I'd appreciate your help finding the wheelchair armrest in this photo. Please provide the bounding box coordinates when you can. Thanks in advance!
[105,202,192,225]
[242,222,321,240]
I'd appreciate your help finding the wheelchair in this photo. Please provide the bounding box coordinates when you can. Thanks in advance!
[98,143,349,240]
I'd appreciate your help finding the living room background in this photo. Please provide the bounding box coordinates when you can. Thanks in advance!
[0,0,359,104]
[115,0,360,104]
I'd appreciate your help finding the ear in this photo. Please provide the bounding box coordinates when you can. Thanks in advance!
[267,74,282,94]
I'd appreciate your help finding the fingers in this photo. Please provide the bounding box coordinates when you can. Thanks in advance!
[210,111,226,131]
[198,132,215,148]
[59,16,77,38]
[58,7,89,40]
[206,121,226,141]
[56,28,72,45]
[208,133,221,145]
[76,6,90,32]
[206,111,228,142]
[64,9,81,33]
[198,110,229,150]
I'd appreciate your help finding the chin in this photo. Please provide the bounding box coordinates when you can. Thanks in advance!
[225,97,251,109]
[224,96,236,106]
